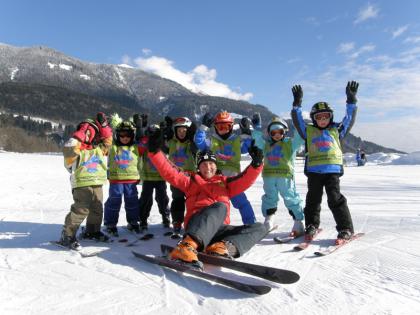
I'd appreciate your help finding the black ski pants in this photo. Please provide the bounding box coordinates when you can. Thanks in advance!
[185,202,267,257]
[304,173,354,233]
[170,185,185,224]
[138,180,170,222]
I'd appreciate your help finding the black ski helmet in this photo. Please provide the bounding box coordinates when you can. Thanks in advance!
[196,150,217,168]
[310,102,333,127]
[115,120,135,145]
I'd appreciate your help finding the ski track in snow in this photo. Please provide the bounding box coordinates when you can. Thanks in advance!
[1,152,420,314]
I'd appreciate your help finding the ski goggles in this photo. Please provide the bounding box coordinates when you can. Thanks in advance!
[215,122,233,132]
[270,129,285,137]
[314,112,332,121]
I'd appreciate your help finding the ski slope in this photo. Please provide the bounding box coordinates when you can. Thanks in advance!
[0,151,419,315]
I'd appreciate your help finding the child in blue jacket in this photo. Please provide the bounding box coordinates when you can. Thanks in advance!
[194,110,256,225]
[252,115,305,235]
[290,81,359,244]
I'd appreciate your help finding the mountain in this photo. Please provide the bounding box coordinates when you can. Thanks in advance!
[0,43,404,154]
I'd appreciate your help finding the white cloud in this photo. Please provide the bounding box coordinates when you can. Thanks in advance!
[354,3,379,24]
[338,42,355,54]
[349,44,375,59]
[404,36,420,44]
[142,48,152,56]
[392,25,408,39]
[133,55,253,101]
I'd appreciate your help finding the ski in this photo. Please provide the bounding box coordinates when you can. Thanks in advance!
[163,231,183,239]
[293,228,323,251]
[314,233,365,256]
[160,244,299,284]
[132,250,271,295]
[273,232,303,244]
[125,233,154,247]
[50,241,107,258]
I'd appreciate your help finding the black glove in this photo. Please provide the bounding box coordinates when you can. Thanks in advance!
[133,114,145,139]
[346,81,359,104]
[251,113,261,129]
[141,114,148,128]
[292,85,303,107]
[96,112,108,127]
[239,117,252,135]
[201,112,214,128]
[146,125,163,153]
[248,140,264,168]
[186,121,197,141]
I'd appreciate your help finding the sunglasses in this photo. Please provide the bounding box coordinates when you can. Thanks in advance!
[270,129,285,137]
[215,122,233,132]
[314,112,332,121]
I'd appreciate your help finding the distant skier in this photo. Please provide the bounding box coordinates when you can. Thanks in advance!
[103,116,141,236]
[58,113,113,249]
[356,148,367,166]
[144,125,267,265]
[251,114,305,236]
[194,110,257,224]
[291,81,359,245]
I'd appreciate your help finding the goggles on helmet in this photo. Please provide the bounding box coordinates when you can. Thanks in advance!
[173,117,192,128]
[270,129,285,137]
[314,112,332,121]
[215,122,233,132]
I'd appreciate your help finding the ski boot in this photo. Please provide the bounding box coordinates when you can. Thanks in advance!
[205,241,237,259]
[304,224,317,241]
[336,229,353,245]
[58,230,81,251]
[105,225,119,237]
[169,235,202,268]
[139,221,148,232]
[127,222,141,234]
[290,220,304,237]
[80,230,110,242]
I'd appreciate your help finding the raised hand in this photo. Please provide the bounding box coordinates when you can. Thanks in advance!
[292,85,303,107]
[346,81,359,104]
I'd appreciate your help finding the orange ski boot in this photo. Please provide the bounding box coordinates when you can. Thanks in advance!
[169,235,199,263]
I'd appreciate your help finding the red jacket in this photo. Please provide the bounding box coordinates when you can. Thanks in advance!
[148,151,263,227]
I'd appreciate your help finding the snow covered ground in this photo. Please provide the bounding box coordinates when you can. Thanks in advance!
[1,151,419,315]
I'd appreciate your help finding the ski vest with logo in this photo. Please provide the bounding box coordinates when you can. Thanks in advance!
[74,147,107,188]
[108,144,140,181]
[139,153,163,181]
[210,135,241,173]
[306,125,343,167]
[262,140,294,178]
[168,139,195,171]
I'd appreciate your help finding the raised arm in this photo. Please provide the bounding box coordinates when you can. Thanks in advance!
[338,81,359,138]
[290,85,307,140]
[194,112,213,151]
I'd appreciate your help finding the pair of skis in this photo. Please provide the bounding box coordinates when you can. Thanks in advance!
[132,244,300,295]
[273,229,364,256]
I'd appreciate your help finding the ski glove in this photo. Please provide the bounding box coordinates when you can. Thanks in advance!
[239,117,252,135]
[202,112,214,128]
[251,113,262,129]
[248,140,264,168]
[292,85,303,107]
[146,125,163,153]
[96,112,108,127]
[186,121,197,141]
[346,81,359,104]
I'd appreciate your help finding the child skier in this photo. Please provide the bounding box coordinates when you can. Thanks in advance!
[291,81,359,244]
[194,110,256,225]
[164,116,197,234]
[103,117,141,236]
[252,115,305,235]
[145,125,267,264]
[58,113,113,249]
[137,121,171,231]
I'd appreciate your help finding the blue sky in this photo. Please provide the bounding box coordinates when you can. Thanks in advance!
[1,0,420,152]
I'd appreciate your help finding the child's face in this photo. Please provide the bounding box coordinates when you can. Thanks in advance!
[314,112,331,128]
[270,129,285,141]
[119,132,131,145]
[176,127,187,140]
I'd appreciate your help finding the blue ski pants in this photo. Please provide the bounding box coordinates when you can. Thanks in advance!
[261,177,304,220]
[104,183,139,226]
